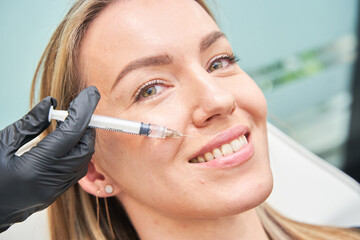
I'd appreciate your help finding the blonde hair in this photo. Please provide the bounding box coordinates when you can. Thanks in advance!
[257,204,359,240]
[31,0,360,239]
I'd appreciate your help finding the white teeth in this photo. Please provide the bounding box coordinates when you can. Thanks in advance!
[213,148,223,159]
[230,139,242,152]
[197,156,205,163]
[204,152,214,161]
[221,144,233,156]
[190,134,248,163]
[239,135,248,145]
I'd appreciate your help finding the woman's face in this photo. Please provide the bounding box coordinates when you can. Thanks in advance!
[80,0,273,218]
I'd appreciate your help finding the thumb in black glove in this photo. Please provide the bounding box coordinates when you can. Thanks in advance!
[0,86,100,232]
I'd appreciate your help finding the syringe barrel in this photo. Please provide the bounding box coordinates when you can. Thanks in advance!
[90,114,141,134]
[143,124,167,138]
[48,106,172,138]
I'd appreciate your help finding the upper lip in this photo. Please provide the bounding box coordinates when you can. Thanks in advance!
[189,124,249,160]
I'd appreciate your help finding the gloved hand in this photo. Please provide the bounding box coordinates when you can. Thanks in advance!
[0,86,100,232]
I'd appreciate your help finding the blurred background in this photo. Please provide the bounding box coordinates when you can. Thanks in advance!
[0,0,359,182]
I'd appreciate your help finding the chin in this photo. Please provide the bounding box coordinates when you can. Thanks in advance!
[212,163,274,218]
[223,174,274,217]
[174,173,273,219]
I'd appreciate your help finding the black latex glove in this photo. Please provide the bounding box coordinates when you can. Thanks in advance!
[0,86,100,232]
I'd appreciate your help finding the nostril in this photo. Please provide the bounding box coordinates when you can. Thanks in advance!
[230,101,237,114]
[205,114,221,122]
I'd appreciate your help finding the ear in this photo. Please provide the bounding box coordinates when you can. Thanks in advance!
[79,161,121,197]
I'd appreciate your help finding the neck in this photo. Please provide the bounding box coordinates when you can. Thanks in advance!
[120,197,269,240]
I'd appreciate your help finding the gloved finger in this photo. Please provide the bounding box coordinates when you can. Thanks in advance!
[26,171,80,207]
[40,159,90,205]
[6,129,95,208]
[33,128,96,174]
[56,128,96,172]
[37,86,100,158]
[73,163,89,182]
[0,96,57,155]
[45,170,86,205]
[46,161,89,191]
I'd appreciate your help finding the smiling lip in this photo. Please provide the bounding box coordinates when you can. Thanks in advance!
[189,125,254,169]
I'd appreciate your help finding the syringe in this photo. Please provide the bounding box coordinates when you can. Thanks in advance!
[48,106,184,138]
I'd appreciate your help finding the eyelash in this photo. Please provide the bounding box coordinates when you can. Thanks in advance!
[133,53,239,102]
[134,79,167,102]
[207,53,239,73]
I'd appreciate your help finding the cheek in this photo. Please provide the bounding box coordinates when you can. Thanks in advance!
[231,76,267,125]
[92,93,189,187]
[93,131,134,174]
[94,125,183,189]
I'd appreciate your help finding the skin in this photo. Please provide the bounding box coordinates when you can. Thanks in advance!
[78,0,273,239]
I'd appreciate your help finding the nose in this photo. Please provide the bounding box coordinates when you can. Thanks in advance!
[188,69,236,127]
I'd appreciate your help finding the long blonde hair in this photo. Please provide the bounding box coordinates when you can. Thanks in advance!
[31,0,360,239]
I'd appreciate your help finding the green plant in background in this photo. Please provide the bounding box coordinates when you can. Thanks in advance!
[248,35,357,92]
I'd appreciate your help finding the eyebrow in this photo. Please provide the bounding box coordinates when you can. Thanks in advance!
[111,31,226,91]
[111,54,173,91]
[200,31,226,52]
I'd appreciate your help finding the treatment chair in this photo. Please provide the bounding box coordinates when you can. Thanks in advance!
[266,123,360,227]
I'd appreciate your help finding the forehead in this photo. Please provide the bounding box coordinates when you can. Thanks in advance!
[78,0,220,92]
[80,0,219,62]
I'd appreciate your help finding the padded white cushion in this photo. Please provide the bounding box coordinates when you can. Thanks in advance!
[0,209,49,240]
[266,123,360,227]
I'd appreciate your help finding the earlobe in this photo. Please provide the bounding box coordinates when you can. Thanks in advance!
[104,184,114,194]
[78,161,120,197]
